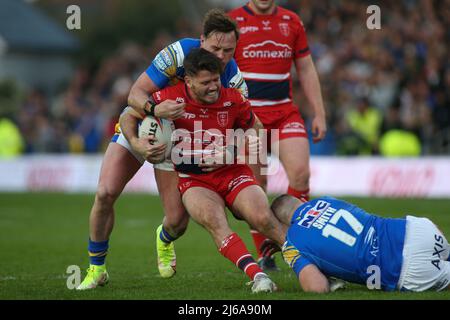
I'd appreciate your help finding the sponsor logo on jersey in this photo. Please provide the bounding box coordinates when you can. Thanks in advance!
[235,16,245,22]
[161,49,172,66]
[297,200,330,228]
[183,113,196,119]
[262,20,271,30]
[199,108,209,119]
[282,15,291,20]
[176,97,185,103]
[364,226,379,257]
[240,26,259,34]
[279,22,290,37]
[154,55,168,71]
[223,101,233,107]
[217,111,229,127]
[242,40,293,59]
[154,48,174,74]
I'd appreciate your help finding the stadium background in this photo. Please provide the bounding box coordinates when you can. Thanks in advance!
[0,0,449,300]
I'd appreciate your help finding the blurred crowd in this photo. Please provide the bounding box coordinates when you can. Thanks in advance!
[2,0,449,157]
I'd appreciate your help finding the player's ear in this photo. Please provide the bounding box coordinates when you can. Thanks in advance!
[185,75,192,88]
[200,34,205,44]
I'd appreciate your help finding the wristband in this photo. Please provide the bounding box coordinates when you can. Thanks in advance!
[144,100,157,117]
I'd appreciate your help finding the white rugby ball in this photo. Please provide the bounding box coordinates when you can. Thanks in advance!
[138,115,175,162]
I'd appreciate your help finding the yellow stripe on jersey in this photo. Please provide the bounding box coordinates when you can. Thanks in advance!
[164,46,178,78]
[282,244,301,268]
[114,123,121,134]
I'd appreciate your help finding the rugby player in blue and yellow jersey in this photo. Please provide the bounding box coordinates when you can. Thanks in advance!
[262,194,450,293]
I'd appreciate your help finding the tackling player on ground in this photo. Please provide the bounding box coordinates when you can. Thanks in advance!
[263,195,450,292]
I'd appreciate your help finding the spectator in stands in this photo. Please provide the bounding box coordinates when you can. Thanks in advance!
[9,1,449,156]
[345,97,382,155]
[0,116,24,157]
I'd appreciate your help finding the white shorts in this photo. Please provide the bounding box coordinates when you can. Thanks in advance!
[114,132,174,171]
[398,215,450,292]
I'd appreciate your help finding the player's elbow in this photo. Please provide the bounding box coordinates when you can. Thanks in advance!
[299,265,330,293]
[301,280,330,294]
[127,86,137,107]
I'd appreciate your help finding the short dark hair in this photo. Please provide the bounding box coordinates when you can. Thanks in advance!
[203,8,239,41]
[271,194,301,225]
[184,48,223,77]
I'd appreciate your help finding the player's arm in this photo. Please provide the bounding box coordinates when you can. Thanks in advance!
[283,242,330,293]
[123,43,186,159]
[127,72,159,117]
[298,264,330,293]
[239,99,263,160]
[294,55,327,143]
[127,72,185,120]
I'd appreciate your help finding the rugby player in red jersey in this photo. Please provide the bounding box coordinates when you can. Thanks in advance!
[151,48,284,292]
[229,0,327,269]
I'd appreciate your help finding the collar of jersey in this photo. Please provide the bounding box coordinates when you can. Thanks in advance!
[243,4,278,16]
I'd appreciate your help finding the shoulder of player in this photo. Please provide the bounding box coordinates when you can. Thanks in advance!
[223,58,239,74]
[167,38,200,56]
[276,6,303,25]
[221,87,247,106]
[155,82,185,100]
[227,6,245,18]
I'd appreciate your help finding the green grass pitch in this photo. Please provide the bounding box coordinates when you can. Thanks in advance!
[1,193,449,300]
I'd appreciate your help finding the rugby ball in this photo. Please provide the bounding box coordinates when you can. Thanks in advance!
[138,115,175,162]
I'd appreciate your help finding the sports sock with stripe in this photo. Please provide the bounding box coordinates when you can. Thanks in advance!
[219,232,264,280]
[88,239,109,266]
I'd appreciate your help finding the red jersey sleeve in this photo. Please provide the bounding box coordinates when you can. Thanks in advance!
[294,15,310,59]
[151,88,168,104]
[235,94,256,130]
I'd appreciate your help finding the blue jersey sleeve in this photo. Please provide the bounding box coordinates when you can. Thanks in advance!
[222,60,248,98]
[282,240,312,277]
[145,38,200,89]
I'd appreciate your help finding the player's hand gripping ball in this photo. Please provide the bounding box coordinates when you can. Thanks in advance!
[138,115,175,163]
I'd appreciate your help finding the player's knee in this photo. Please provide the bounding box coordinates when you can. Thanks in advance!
[164,213,189,237]
[96,184,121,206]
[251,208,275,232]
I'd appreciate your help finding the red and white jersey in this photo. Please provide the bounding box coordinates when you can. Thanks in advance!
[229,4,310,110]
[152,82,255,174]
